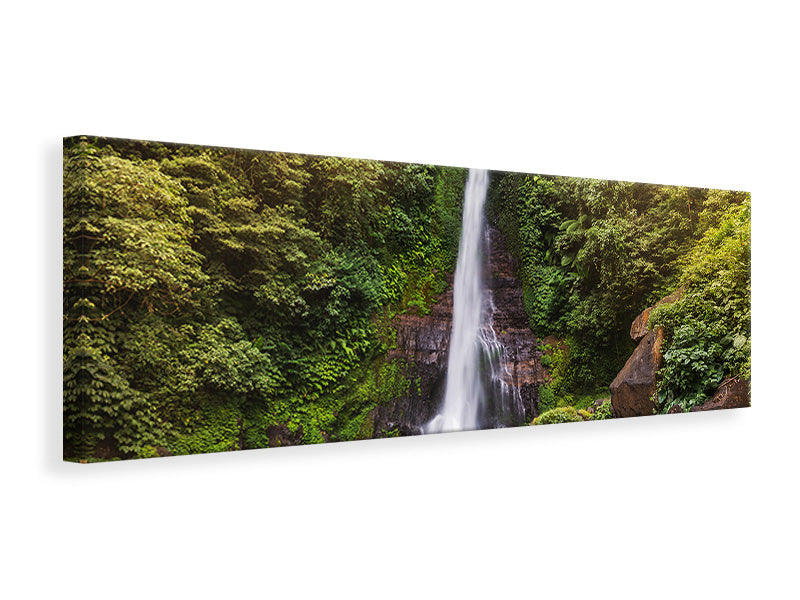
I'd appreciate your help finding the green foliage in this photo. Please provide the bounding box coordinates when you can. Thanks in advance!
[431,167,467,270]
[536,384,556,414]
[80,150,208,316]
[524,267,575,335]
[63,139,171,459]
[539,341,574,402]
[535,338,611,419]
[137,445,161,459]
[532,406,583,426]
[62,312,167,458]
[63,137,463,460]
[533,396,612,425]
[650,200,751,412]
[490,171,748,401]
[655,323,726,412]
[591,400,614,420]
[329,357,411,442]
[171,403,242,456]
[64,133,748,458]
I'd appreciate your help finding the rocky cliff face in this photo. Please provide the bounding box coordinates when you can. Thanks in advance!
[371,226,547,435]
[487,227,549,422]
[371,276,455,436]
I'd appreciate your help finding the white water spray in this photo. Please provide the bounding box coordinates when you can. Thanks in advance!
[425,169,525,434]
[425,169,500,433]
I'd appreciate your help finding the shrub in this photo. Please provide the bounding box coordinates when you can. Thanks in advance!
[650,200,750,412]
[591,400,614,420]
[537,384,556,414]
[532,406,583,426]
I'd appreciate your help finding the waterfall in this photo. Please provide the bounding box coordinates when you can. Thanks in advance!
[425,169,523,434]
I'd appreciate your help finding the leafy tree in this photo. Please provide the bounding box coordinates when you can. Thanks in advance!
[488,170,748,402]
[63,137,466,459]
[63,139,172,458]
[651,200,751,412]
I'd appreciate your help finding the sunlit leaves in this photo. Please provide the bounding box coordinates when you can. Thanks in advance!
[651,200,751,411]
[490,168,749,400]
[63,137,464,459]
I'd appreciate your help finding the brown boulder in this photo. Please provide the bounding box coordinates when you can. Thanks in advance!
[630,288,683,342]
[610,329,664,417]
[690,377,750,411]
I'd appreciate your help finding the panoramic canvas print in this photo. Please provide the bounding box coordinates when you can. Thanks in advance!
[63,136,751,462]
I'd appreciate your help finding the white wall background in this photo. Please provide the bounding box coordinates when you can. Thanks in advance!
[3,1,797,598]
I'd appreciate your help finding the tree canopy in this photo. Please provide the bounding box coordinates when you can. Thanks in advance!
[63,136,750,460]
[63,136,465,460]
[488,171,750,412]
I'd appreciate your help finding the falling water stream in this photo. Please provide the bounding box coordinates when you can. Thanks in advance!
[425,169,523,434]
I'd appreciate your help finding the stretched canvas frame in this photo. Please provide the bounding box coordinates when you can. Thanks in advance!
[63,136,751,462]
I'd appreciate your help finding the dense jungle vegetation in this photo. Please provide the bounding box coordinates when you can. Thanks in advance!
[64,137,750,460]
[487,172,750,416]
[63,137,466,460]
